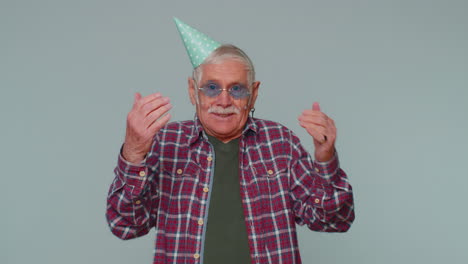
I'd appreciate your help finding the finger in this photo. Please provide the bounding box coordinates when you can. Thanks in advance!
[298,114,328,127]
[142,97,171,116]
[137,93,163,107]
[148,113,172,134]
[299,121,327,136]
[133,92,142,105]
[327,118,336,131]
[144,102,172,128]
[299,122,327,143]
[312,102,321,111]
[301,109,323,116]
[307,127,326,144]
[301,109,327,119]
[327,118,337,141]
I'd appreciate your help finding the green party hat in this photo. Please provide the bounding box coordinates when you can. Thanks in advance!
[174,17,221,68]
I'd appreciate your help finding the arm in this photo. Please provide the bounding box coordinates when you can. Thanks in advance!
[106,152,159,240]
[292,101,355,232]
[290,145,354,232]
[106,92,171,239]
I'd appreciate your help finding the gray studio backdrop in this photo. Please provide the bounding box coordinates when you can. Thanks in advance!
[2,0,467,263]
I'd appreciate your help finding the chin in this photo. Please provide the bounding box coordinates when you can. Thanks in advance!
[199,113,247,139]
[211,125,238,135]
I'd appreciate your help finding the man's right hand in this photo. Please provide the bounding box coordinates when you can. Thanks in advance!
[122,92,172,163]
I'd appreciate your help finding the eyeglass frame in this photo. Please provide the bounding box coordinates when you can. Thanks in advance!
[193,79,253,100]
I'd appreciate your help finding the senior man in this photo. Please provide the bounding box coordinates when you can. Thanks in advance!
[106,18,354,264]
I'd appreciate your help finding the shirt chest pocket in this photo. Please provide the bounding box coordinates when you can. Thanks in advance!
[253,164,288,190]
[251,157,289,179]
[160,161,202,215]
[161,161,201,195]
[250,159,290,211]
[161,161,201,178]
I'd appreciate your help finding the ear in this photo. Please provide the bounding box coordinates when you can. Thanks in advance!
[188,77,196,105]
[249,81,261,109]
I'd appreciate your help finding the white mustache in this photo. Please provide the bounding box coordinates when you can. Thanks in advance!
[208,106,240,115]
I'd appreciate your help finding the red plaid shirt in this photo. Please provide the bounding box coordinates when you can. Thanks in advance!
[106,117,354,263]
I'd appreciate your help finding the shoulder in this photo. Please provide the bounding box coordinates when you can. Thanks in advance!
[252,118,297,140]
[247,118,307,164]
[251,119,311,162]
[249,118,304,150]
[161,120,195,134]
[155,120,195,143]
[147,120,196,168]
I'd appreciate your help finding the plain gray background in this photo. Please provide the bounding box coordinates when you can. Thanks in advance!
[2,0,467,263]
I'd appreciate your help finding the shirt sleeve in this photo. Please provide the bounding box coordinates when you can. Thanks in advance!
[289,138,355,232]
[106,149,159,240]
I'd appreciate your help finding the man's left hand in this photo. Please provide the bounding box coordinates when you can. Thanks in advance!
[298,102,336,162]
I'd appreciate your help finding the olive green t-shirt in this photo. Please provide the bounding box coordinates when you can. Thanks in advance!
[203,135,252,264]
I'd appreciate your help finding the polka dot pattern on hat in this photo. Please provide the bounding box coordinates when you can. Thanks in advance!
[174,17,221,68]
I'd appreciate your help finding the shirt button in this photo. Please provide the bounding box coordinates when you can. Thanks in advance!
[203,187,209,193]
[193,253,200,259]
[139,171,146,177]
[267,169,274,175]
[177,169,183,175]
[135,200,141,205]
[314,167,320,173]
[198,219,204,225]
[207,156,213,162]
[314,198,320,204]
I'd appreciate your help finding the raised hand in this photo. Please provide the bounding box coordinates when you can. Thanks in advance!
[298,102,336,162]
[122,92,172,163]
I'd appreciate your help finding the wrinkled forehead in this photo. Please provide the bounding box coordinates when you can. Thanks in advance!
[199,59,249,84]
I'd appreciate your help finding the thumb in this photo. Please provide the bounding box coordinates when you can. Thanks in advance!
[134,92,142,103]
[312,102,321,111]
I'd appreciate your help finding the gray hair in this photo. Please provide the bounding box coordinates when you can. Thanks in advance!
[192,44,256,87]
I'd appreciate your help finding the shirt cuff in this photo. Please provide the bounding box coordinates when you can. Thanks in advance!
[313,152,340,181]
[117,153,149,195]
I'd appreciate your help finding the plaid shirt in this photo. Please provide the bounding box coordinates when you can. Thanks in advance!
[106,117,354,264]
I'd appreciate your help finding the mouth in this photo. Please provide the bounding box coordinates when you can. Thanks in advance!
[211,113,236,119]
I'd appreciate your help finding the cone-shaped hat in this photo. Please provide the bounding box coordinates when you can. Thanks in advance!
[174,17,221,68]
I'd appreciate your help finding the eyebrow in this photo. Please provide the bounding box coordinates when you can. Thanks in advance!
[203,80,247,87]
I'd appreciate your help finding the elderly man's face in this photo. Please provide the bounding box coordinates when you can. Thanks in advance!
[188,59,260,142]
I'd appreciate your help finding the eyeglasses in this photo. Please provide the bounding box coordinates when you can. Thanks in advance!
[196,81,251,99]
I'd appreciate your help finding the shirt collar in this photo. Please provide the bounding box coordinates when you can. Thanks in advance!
[188,115,258,145]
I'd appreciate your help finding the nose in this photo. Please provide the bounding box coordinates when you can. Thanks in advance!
[216,89,233,106]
